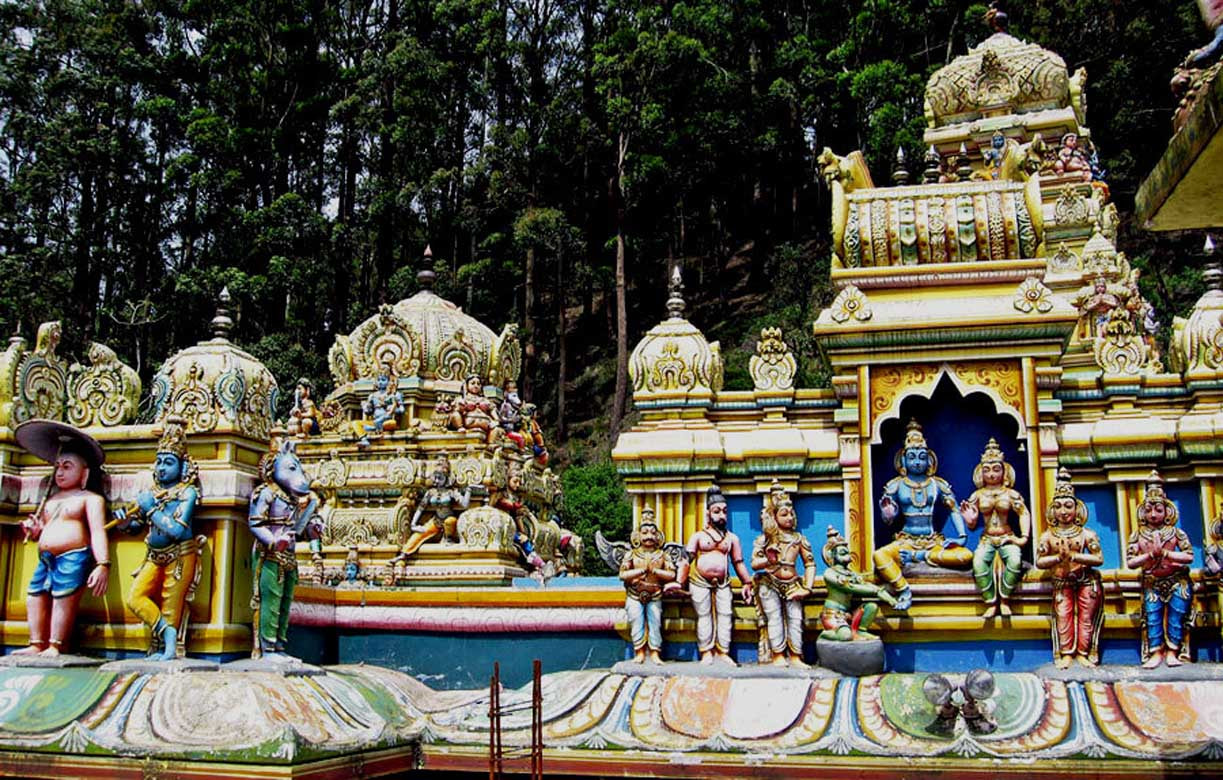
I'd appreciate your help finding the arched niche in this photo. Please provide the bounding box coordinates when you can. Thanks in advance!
[870,373,1030,561]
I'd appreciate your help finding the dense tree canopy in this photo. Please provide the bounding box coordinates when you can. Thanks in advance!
[0,0,1209,462]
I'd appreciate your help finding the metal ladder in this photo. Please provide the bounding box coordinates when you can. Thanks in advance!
[488,659,542,780]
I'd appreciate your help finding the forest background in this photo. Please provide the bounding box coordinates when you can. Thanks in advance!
[0,1,1212,565]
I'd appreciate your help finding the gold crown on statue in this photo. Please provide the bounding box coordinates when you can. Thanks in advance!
[979,437,1005,464]
[902,419,928,450]
[1052,467,1076,498]
[1143,469,1167,502]
[156,415,189,459]
[822,526,849,566]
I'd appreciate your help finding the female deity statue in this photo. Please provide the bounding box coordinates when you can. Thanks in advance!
[750,482,815,667]
[1034,469,1103,668]
[960,438,1030,618]
[1125,471,1194,668]
[393,456,472,563]
[448,373,499,444]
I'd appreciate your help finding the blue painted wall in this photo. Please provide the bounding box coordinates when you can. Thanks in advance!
[1166,481,1205,568]
[871,375,1029,560]
[1077,483,1122,570]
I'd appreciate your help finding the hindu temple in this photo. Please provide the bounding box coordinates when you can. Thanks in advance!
[0,4,1221,779]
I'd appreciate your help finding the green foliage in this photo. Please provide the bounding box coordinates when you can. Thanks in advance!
[560,461,633,576]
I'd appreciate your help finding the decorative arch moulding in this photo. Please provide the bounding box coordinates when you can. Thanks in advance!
[868,361,1025,444]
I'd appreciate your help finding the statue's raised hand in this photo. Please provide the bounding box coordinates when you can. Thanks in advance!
[959,500,979,530]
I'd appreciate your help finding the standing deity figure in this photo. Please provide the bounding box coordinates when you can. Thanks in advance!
[492,465,546,572]
[288,378,320,437]
[981,131,1007,180]
[113,416,202,660]
[1125,471,1194,668]
[751,482,814,667]
[248,437,323,659]
[619,509,676,664]
[449,373,499,444]
[499,380,524,447]
[961,439,1030,618]
[359,370,404,446]
[520,403,549,465]
[1035,469,1103,669]
[13,421,110,657]
[874,420,970,611]
[671,485,753,666]
[820,527,897,641]
[394,456,472,562]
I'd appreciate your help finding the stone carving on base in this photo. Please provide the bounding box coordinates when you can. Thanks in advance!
[749,328,797,392]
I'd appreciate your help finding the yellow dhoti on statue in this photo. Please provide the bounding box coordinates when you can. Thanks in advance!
[128,540,199,633]
[872,532,972,591]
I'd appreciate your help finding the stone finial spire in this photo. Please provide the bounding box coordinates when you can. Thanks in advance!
[892,146,911,185]
[666,265,685,319]
[1204,236,1222,292]
[922,146,941,184]
[418,245,437,290]
[956,142,973,181]
[210,286,233,341]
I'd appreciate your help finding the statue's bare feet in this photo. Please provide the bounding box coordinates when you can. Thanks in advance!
[1075,655,1096,669]
[981,604,998,619]
[12,644,45,656]
[648,651,663,666]
[716,652,737,667]
[632,650,646,664]
[1166,653,1184,667]
[789,655,811,669]
[699,652,714,666]
[998,600,1012,617]
[1054,655,1072,669]
[1142,650,1164,669]
[39,645,60,658]
[770,655,789,667]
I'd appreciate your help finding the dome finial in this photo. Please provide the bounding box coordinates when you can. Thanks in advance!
[666,265,685,319]
[418,245,437,290]
[210,286,233,341]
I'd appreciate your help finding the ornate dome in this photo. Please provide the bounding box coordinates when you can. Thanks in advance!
[327,254,521,391]
[629,268,723,406]
[924,31,1070,129]
[150,288,279,439]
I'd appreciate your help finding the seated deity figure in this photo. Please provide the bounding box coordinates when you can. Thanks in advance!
[1054,132,1092,181]
[394,456,471,562]
[820,527,897,641]
[499,380,525,447]
[14,422,111,657]
[288,378,320,437]
[449,373,499,443]
[1035,469,1103,669]
[961,438,1030,618]
[112,416,202,660]
[1125,471,1194,669]
[492,465,545,572]
[751,482,814,667]
[670,485,753,666]
[360,369,404,446]
[618,509,676,664]
[874,420,971,611]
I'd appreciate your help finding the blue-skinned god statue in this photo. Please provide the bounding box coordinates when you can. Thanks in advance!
[359,369,404,447]
[113,416,202,660]
[873,419,971,610]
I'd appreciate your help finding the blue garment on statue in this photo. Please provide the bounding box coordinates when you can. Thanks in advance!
[28,546,92,598]
[1145,578,1192,651]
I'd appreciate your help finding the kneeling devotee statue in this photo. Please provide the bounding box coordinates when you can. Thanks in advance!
[874,420,970,610]
[670,486,753,666]
[618,509,676,664]
[820,527,897,641]
[14,421,110,657]
[112,416,202,660]
[1035,469,1103,669]
[1126,471,1194,669]
[751,486,815,667]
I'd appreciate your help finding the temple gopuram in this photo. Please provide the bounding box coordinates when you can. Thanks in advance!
[0,5,1223,780]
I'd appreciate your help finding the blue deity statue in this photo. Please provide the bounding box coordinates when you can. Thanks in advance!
[359,370,405,447]
[113,416,201,660]
[873,420,971,610]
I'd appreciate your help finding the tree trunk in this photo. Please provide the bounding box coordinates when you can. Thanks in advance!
[609,131,629,440]
[556,243,567,441]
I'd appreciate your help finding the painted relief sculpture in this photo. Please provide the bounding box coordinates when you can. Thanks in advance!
[751,482,814,666]
[112,416,202,660]
[14,421,110,657]
[961,438,1030,618]
[288,378,320,437]
[875,420,970,610]
[1034,468,1103,668]
[492,465,546,573]
[617,509,676,664]
[248,436,322,659]
[394,456,472,562]
[820,527,897,641]
[359,370,404,446]
[672,485,753,666]
[1125,471,1194,668]
[448,373,499,443]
